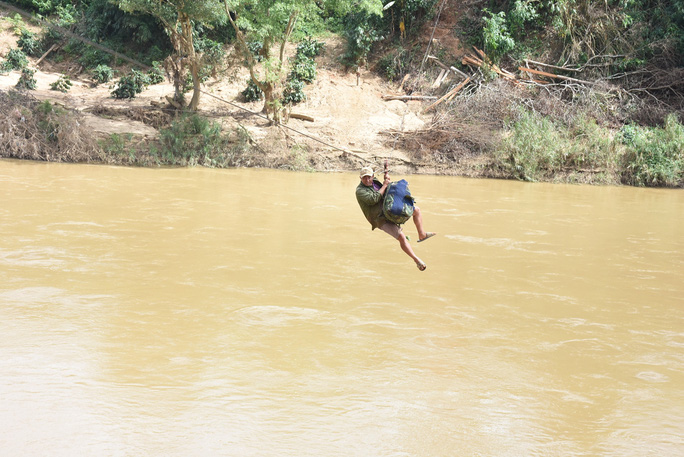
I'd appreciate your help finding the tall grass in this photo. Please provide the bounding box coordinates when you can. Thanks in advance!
[494,110,616,183]
[155,114,252,167]
[619,114,684,187]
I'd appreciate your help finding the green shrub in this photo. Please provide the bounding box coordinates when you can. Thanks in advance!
[495,110,561,181]
[5,13,26,35]
[147,61,165,84]
[482,9,515,63]
[289,56,317,83]
[341,11,384,69]
[16,67,37,90]
[111,69,150,99]
[494,110,618,182]
[17,30,42,57]
[377,47,412,81]
[2,48,29,72]
[50,75,73,92]
[296,37,324,59]
[619,115,684,187]
[282,79,306,105]
[246,41,264,62]
[242,79,263,102]
[77,47,111,68]
[92,64,113,84]
[158,114,232,166]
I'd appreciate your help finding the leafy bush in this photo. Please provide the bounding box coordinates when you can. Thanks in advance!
[16,67,37,90]
[341,12,385,69]
[383,0,438,38]
[619,115,684,187]
[50,75,73,92]
[194,36,225,81]
[158,114,232,166]
[482,10,515,63]
[2,48,29,72]
[5,13,26,35]
[92,64,113,84]
[246,41,264,62]
[296,37,324,59]
[147,61,165,84]
[77,47,112,68]
[283,79,306,105]
[17,30,42,57]
[111,69,150,99]
[289,56,317,83]
[242,79,263,102]
[377,47,414,81]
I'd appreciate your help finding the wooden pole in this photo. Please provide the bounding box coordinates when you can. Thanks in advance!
[423,76,472,112]
[518,67,596,86]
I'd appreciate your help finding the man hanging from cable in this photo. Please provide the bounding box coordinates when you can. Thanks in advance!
[355,163,436,271]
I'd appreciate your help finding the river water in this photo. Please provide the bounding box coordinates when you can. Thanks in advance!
[1,159,683,456]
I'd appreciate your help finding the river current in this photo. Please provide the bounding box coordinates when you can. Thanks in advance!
[1,159,683,456]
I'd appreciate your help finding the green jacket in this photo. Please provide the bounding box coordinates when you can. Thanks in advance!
[356,179,386,230]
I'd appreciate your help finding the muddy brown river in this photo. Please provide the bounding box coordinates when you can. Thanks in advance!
[1,159,683,456]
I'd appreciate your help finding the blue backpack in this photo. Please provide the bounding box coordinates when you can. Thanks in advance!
[383,179,415,225]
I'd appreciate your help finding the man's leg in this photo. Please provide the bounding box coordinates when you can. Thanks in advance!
[381,222,425,270]
[413,206,436,242]
[412,206,427,240]
[398,232,424,268]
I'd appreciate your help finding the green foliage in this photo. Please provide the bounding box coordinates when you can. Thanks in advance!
[50,75,73,92]
[282,79,306,104]
[4,13,27,35]
[100,133,136,161]
[341,11,385,68]
[242,78,264,102]
[377,46,414,81]
[77,47,112,68]
[8,0,71,15]
[147,61,165,84]
[194,35,225,81]
[280,38,323,106]
[55,3,78,27]
[157,114,240,167]
[494,110,615,182]
[111,69,151,99]
[296,37,325,59]
[16,67,37,90]
[382,0,438,38]
[17,30,42,57]
[482,10,515,63]
[508,0,540,39]
[246,41,264,62]
[35,99,67,143]
[92,64,114,83]
[83,0,172,61]
[619,115,684,187]
[289,55,317,83]
[1,48,30,72]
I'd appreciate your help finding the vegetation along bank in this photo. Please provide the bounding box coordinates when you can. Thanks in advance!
[0,0,682,187]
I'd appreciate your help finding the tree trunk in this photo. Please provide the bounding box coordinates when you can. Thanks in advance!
[180,13,201,111]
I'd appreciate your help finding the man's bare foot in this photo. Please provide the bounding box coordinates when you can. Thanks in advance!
[418,232,436,243]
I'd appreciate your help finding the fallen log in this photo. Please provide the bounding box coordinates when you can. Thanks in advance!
[423,76,471,112]
[518,67,597,86]
[382,95,438,101]
[290,113,314,122]
[524,59,580,73]
[427,55,469,79]
[36,43,59,65]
